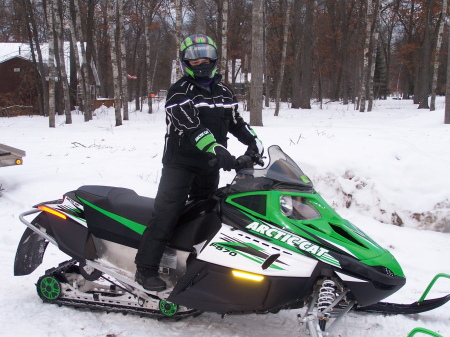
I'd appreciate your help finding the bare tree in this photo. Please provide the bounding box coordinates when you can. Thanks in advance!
[74,0,92,121]
[195,0,206,34]
[445,22,450,124]
[274,0,292,116]
[107,0,122,126]
[66,0,87,121]
[118,0,129,119]
[175,0,182,79]
[418,0,433,109]
[360,0,374,112]
[53,0,72,123]
[299,0,314,109]
[249,0,263,126]
[368,1,380,112]
[46,0,56,127]
[430,0,447,111]
[220,0,228,81]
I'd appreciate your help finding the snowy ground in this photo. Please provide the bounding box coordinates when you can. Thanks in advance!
[1,97,449,337]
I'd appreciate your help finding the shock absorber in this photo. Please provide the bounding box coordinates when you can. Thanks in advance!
[317,279,336,330]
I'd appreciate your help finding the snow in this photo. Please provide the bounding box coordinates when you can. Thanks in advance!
[1,98,450,337]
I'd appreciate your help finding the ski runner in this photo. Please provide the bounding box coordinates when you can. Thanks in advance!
[134,34,264,291]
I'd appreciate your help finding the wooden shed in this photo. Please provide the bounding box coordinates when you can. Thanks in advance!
[0,56,39,116]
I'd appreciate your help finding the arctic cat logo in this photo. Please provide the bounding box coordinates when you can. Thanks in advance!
[246,222,329,257]
[195,130,209,142]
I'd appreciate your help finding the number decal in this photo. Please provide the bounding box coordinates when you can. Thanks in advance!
[210,243,237,256]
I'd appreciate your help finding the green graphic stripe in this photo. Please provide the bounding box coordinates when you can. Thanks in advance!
[77,196,146,235]
[196,133,216,151]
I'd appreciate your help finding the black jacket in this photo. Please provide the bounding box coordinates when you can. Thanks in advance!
[162,74,256,167]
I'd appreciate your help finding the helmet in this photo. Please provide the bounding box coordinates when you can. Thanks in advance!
[179,34,218,79]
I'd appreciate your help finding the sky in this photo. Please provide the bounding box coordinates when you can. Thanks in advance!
[1,97,449,337]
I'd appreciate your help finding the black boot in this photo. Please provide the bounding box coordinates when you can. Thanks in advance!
[135,268,166,291]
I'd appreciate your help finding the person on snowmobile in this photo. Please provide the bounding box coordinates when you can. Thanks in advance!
[134,34,264,291]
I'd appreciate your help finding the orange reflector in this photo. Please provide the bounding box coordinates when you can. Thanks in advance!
[232,270,264,282]
[15,159,22,165]
[38,206,67,219]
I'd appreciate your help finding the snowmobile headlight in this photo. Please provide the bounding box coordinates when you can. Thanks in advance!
[280,195,293,217]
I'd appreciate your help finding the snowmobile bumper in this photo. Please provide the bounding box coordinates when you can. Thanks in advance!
[14,209,53,276]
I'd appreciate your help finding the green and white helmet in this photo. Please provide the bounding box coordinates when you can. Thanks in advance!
[179,34,218,79]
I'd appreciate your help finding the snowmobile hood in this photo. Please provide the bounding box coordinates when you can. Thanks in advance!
[225,146,404,278]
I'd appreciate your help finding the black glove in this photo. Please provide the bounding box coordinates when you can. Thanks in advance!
[245,139,264,157]
[213,145,235,171]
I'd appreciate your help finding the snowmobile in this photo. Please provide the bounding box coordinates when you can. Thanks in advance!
[14,145,450,336]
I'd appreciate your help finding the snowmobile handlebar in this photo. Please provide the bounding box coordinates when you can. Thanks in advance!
[209,152,264,171]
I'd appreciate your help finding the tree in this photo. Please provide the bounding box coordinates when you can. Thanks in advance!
[53,0,71,124]
[417,0,433,109]
[274,0,292,116]
[66,0,87,121]
[360,0,374,112]
[107,0,122,126]
[299,0,314,109]
[445,20,450,124]
[249,0,263,126]
[74,0,92,121]
[46,0,56,127]
[220,0,228,81]
[430,0,447,111]
[118,0,129,120]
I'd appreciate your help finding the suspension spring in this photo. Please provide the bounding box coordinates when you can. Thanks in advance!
[317,279,336,319]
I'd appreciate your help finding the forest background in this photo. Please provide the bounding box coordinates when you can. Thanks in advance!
[2,0,450,127]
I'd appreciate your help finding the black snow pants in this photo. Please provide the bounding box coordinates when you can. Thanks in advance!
[135,163,220,270]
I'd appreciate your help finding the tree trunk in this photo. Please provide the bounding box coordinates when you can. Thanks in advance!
[291,0,302,109]
[118,0,129,119]
[46,0,56,127]
[368,2,380,112]
[249,0,263,126]
[430,0,447,111]
[195,0,206,34]
[263,4,270,108]
[107,0,122,126]
[221,0,228,82]
[75,0,92,120]
[445,22,450,124]
[299,0,314,109]
[53,0,72,123]
[24,0,49,116]
[175,0,182,79]
[145,4,153,114]
[418,0,433,109]
[244,53,250,111]
[359,0,373,112]
[274,0,292,116]
[66,0,87,119]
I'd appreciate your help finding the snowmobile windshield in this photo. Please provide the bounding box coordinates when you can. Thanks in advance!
[229,145,314,193]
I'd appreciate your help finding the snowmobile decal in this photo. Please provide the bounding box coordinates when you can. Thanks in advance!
[77,196,146,234]
[210,240,286,270]
[245,221,340,268]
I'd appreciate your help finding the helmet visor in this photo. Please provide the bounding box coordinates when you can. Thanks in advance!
[183,44,218,61]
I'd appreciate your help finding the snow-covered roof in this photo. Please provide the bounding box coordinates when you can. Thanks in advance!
[0,42,99,85]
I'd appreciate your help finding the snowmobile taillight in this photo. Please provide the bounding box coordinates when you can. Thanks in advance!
[232,270,264,282]
[38,206,67,220]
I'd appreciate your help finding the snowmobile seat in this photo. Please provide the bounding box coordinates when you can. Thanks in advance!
[75,185,154,247]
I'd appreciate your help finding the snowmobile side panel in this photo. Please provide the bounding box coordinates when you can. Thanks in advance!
[168,260,309,314]
[169,212,221,251]
[42,212,95,261]
[14,227,49,276]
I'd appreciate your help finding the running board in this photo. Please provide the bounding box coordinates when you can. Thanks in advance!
[354,295,450,315]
